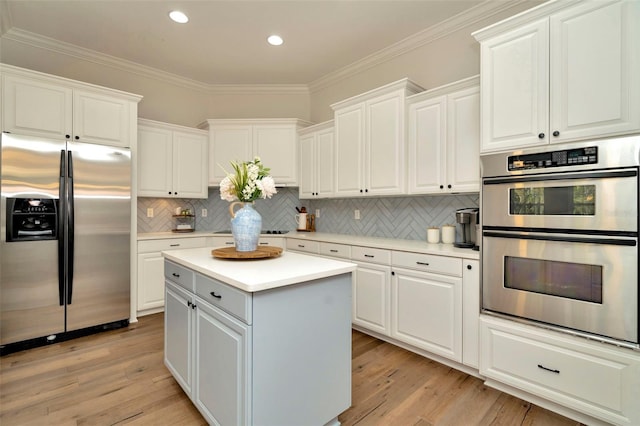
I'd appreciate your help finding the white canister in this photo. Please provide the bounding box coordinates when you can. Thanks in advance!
[427,227,440,244]
[295,213,308,230]
[175,207,182,215]
[441,225,456,244]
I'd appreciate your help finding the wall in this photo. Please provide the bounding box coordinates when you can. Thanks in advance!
[137,187,478,242]
[0,38,310,127]
[308,1,543,122]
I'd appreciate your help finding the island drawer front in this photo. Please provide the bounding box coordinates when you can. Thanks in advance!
[319,242,351,259]
[286,238,320,254]
[392,251,461,277]
[351,246,391,265]
[139,237,207,253]
[164,261,195,292]
[195,274,252,324]
[480,317,640,424]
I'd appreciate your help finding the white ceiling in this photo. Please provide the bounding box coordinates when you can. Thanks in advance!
[1,0,520,86]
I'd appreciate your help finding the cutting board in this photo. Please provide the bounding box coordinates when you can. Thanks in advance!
[212,246,283,259]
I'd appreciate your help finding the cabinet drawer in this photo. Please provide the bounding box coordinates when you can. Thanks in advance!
[351,246,390,265]
[319,242,351,259]
[392,251,461,277]
[139,237,207,253]
[480,317,640,425]
[258,237,284,248]
[164,261,195,292]
[195,273,252,324]
[286,238,319,254]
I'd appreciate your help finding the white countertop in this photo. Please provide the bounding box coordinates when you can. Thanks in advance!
[141,230,480,260]
[139,231,480,260]
[162,247,357,293]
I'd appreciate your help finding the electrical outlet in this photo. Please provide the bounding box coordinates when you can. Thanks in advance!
[354,209,360,220]
[202,208,207,217]
[146,208,154,218]
[315,209,320,218]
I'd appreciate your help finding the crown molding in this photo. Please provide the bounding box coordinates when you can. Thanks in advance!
[1,28,309,95]
[308,0,535,93]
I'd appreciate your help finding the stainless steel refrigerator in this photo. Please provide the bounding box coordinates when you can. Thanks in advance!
[1,132,131,354]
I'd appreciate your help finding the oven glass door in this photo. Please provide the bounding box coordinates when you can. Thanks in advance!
[482,231,638,344]
[482,168,638,232]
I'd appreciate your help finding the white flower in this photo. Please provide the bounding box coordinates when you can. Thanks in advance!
[219,176,238,202]
[257,176,277,199]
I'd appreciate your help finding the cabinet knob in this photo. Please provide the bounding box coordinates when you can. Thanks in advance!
[360,189,363,193]
[467,264,472,270]
[365,189,368,193]
[65,134,71,139]
[552,130,560,137]
[538,133,545,139]
[447,184,452,189]
[440,185,444,189]
[74,136,79,140]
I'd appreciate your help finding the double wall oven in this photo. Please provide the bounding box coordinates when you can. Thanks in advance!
[481,136,639,347]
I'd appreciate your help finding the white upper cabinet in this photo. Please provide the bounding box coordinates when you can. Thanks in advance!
[474,0,640,152]
[331,79,423,197]
[137,119,208,198]
[1,64,140,147]
[204,119,311,186]
[407,76,480,194]
[298,121,335,199]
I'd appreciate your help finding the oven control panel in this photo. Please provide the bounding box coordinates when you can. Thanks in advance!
[508,146,598,171]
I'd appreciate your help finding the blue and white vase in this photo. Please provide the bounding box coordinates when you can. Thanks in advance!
[229,202,262,252]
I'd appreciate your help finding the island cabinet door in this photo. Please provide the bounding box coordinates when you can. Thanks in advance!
[194,298,251,426]
[164,282,194,397]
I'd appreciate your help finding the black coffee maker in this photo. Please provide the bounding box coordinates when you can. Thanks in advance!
[454,208,479,250]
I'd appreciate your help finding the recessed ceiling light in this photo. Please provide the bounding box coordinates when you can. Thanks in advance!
[169,10,189,24]
[267,35,284,46]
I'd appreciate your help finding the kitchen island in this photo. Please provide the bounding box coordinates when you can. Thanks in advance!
[162,247,356,426]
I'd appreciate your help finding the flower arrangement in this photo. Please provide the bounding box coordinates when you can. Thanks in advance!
[219,157,277,202]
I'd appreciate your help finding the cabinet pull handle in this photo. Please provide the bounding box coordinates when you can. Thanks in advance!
[170,244,180,247]
[364,254,374,258]
[330,249,338,253]
[298,244,305,248]
[187,301,192,307]
[172,272,180,277]
[191,303,197,309]
[210,292,222,299]
[537,364,560,374]
[225,242,234,245]
[416,261,429,266]
[260,242,268,245]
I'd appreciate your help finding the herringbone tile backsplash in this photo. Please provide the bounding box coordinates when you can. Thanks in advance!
[137,188,478,242]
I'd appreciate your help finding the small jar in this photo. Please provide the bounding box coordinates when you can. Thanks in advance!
[175,207,182,215]
[441,225,455,244]
[427,227,440,244]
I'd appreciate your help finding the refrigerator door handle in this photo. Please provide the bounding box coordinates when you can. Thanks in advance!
[67,150,75,305]
[58,150,66,306]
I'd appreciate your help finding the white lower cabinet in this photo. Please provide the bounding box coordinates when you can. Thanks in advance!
[137,237,207,315]
[462,259,479,368]
[480,315,640,425]
[391,267,462,363]
[352,261,391,336]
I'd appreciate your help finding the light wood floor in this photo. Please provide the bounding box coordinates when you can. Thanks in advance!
[0,313,582,426]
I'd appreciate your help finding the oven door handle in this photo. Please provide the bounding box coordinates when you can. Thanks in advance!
[483,169,637,185]
[483,230,637,247]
